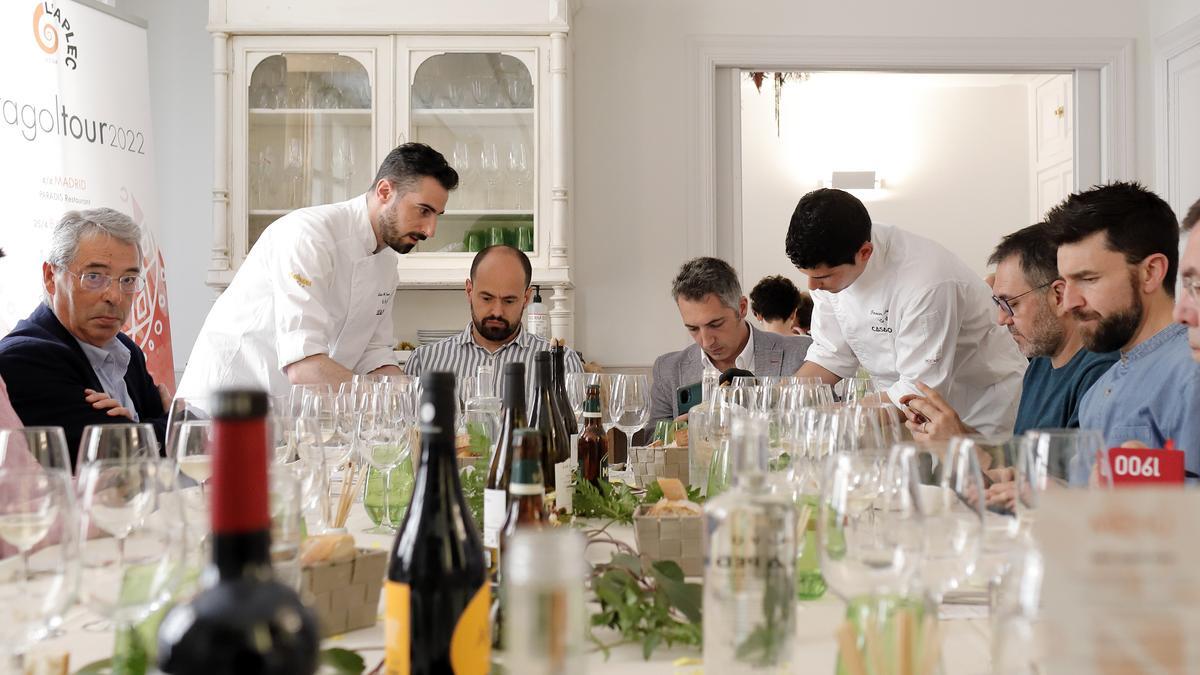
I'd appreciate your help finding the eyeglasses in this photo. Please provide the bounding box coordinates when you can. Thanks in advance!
[72,270,146,295]
[992,279,1056,317]
[1183,276,1200,304]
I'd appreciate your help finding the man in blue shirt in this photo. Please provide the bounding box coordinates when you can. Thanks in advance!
[1174,199,1200,363]
[903,223,1117,441]
[1049,182,1200,477]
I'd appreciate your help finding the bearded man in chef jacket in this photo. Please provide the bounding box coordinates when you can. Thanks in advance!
[788,188,1028,440]
[178,143,457,400]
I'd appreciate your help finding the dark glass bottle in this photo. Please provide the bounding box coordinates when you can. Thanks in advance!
[157,389,319,675]
[527,351,570,492]
[550,341,578,436]
[484,362,527,577]
[499,429,549,554]
[385,372,490,675]
[577,383,609,486]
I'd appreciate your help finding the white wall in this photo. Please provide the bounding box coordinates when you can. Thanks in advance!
[118,0,213,384]
[571,0,1149,368]
[123,0,1162,375]
[740,73,1031,297]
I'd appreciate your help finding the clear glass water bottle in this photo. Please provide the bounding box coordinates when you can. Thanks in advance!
[703,413,797,672]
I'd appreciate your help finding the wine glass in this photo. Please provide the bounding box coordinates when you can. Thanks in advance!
[268,468,304,591]
[842,375,878,406]
[479,142,500,209]
[819,451,918,600]
[0,427,72,472]
[285,137,305,208]
[0,468,74,668]
[1021,428,1108,489]
[77,459,186,629]
[507,141,531,210]
[79,423,159,465]
[610,374,649,449]
[354,385,414,534]
[165,396,215,463]
[174,421,214,494]
[888,441,986,605]
[451,140,476,209]
[278,417,330,534]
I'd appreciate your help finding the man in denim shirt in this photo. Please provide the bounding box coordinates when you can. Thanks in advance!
[1048,183,1200,478]
[1174,198,1200,364]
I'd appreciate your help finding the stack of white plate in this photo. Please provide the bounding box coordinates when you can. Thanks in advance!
[416,329,460,346]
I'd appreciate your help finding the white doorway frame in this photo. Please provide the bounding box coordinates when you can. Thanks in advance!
[685,35,1135,269]
[1155,13,1200,217]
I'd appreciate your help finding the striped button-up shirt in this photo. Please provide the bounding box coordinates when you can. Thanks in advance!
[405,323,584,404]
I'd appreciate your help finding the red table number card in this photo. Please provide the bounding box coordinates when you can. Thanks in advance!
[1108,441,1185,486]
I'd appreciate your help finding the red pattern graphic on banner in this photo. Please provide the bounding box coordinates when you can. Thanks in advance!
[119,188,175,394]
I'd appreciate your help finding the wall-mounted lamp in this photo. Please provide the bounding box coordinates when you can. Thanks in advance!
[829,170,884,190]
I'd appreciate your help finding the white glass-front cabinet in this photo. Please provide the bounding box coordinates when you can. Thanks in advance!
[207,3,574,342]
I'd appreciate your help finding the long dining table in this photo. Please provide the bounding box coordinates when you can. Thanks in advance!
[30,506,995,674]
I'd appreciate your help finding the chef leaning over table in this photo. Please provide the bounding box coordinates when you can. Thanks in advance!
[177,143,458,399]
[787,188,1028,440]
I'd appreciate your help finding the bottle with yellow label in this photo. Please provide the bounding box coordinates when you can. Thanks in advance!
[386,372,490,675]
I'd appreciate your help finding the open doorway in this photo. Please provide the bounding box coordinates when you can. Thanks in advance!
[739,70,1075,294]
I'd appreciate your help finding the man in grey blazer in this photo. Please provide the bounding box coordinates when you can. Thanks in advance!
[649,257,812,424]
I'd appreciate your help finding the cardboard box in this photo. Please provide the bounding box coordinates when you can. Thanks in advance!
[629,446,690,488]
[632,505,703,577]
[301,548,388,638]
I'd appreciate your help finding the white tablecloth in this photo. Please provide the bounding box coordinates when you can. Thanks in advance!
[31,506,994,674]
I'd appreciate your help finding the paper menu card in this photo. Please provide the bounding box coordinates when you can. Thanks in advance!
[1032,489,1200,674]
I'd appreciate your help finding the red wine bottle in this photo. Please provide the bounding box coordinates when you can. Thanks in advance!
[385,372,490,674]
[157,389,319,675]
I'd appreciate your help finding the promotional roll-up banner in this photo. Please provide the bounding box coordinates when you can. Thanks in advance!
[0,0,175,390]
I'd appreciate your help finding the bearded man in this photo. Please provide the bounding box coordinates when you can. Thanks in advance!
[404,244,582,401]
[178,143,456,399]
[1048,182,1200,476]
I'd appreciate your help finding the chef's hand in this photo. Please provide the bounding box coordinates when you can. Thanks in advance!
[897,383,972,441]
[84,388,134,420]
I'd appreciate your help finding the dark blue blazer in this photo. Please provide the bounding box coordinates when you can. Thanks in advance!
[0,304,166,466]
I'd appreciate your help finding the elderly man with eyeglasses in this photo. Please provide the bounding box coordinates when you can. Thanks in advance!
[0,208,169,465]
[902,222,1118,443]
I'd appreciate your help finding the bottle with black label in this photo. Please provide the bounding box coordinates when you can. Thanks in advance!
[385,372,490,675]
[484,362,526,577]
[527,351,570,496]
[157,389,319,675]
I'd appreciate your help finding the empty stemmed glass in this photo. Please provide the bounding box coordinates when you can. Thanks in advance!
[451,140,476,209]
[888,441,986,605]
[508,141,531,210]
[0,468,74,669]
[0,427,72,471]
[610,373,650,449]
[479,142,501,209]
[819,451,918,600]
[76,459,186,634]
[79,423,159,465]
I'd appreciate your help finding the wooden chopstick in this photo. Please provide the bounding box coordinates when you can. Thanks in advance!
[836,621,869,675]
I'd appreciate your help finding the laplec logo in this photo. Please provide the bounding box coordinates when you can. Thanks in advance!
[33,2,79,70]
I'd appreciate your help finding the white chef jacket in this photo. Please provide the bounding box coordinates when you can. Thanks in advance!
[807,224,1027,439]
[177,195,399,400]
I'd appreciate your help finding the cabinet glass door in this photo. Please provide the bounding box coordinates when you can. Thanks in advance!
[409,52,535,256]
[246,53,374,248]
